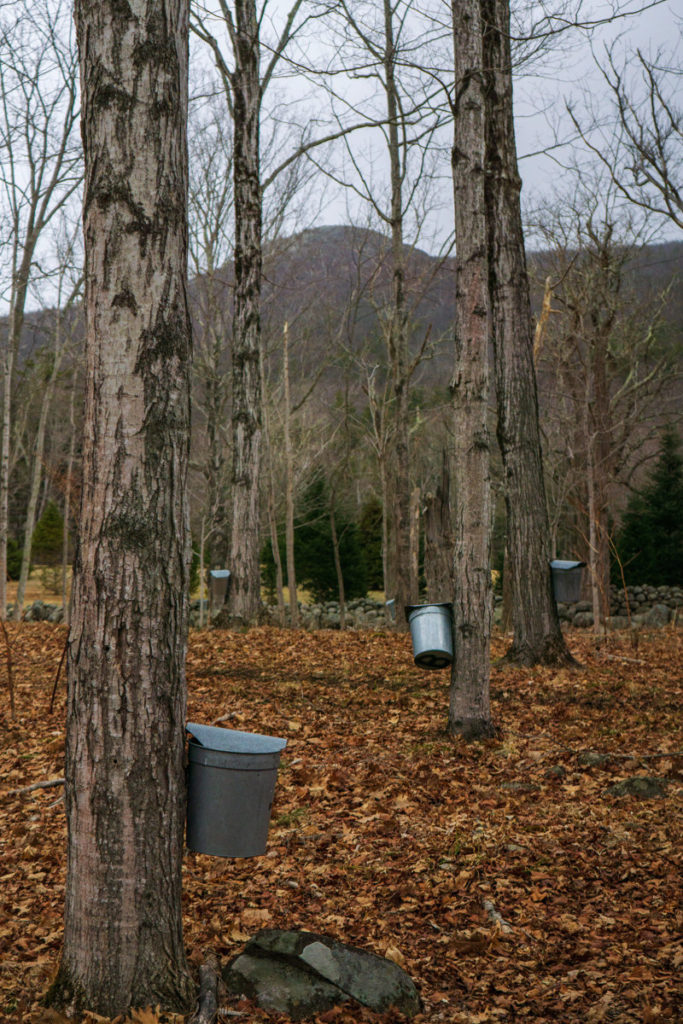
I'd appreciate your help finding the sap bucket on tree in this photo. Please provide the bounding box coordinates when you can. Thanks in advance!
[549,560,587,604]
[186,722,287,858]
[405,603,453,670]
[209,569,231,609]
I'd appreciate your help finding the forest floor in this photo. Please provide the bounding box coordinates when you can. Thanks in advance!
[0,624,681,1024]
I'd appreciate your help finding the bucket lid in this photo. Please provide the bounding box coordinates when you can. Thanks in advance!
[405,602,452,618]
[209,569,231,579]
[186,722,287,754]
[549,560,587,571]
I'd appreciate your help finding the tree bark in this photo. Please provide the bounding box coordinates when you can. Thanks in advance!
[482,0,573,666]
[383,0,414,629]
[449,0,495,740]
[62,382,76,625]
[229,0,263,624]
[423,451,455,603]
[46,0,194,1015]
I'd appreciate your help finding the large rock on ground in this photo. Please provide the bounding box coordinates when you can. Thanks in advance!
[606,776,668,799]
[223,929,422,1020]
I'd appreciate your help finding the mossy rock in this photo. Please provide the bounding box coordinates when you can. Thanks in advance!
[606,776,668,799]
[223,929,422,1020]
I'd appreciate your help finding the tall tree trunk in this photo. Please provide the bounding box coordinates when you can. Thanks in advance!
[47,0,194,1015]
[62,382,76,625]
[205,318,230,569]
[229,0,263,624]
[330,493,346,630]
[283,323,299,627]
[409,485,420,598]
[0,339,15,621]
[449,0,495,739]
[586,351,611,629]
[423,451,455,603]
[383,0,414,629]
[0,260,31,620]
[261,356,286,626]
[483,0,573,666]
[379,454,393,618]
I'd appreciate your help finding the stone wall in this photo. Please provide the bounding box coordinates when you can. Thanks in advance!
[14,583,683,631]
[556,584,683,629]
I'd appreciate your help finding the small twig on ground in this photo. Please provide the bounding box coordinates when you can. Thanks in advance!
[49,636,68,713]
[4,777,65,798]
[209,712,239,727]
[188,951,220,1024]
[600,652,646,666]
[0,619,15,721]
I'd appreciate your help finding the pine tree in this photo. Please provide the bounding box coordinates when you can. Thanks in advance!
[296,479,368,602]
[32,501,64,565]
[616,428,683,586]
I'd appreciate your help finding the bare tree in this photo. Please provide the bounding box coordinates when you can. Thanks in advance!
[321,0,445,626]
[192,0,331,623]
[187,99,234,572]
[448,0,495,738]
[568,43,682,229]
[0,0,81,619]
[482,0,574,666]
[46,0,194,1014]
[530,178,681,627]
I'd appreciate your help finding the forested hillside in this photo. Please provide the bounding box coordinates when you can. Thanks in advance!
[3,228,681,608]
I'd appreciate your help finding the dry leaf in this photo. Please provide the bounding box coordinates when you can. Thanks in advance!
[384,944,406,968]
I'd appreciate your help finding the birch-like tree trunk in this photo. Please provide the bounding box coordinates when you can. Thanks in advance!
[46,0,194,1015]
[229,0,263,623]
[449,0,494,739]
[13,335,65,619]
[330,493,347,630]
[282,323,299,627]
[483,0,572,666]
[261,350,286,625]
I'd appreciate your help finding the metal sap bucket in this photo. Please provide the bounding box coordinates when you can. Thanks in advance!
[405,603,453,670]
[186,722,287,858]
[209,569,231,608]
[550,560,586,603]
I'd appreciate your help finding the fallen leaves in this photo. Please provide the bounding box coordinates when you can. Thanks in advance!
[0,624,681,1024]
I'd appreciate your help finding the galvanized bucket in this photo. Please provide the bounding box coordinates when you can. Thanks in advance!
[209,569,231,608]
[550,560,586,603]
[405,603,453,670]
[186,722,286,858]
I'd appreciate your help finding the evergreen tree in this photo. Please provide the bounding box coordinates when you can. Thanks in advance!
[32,501,64,565]
[263,478,367,604]
[6,537,21,580]
[615,428,683,586]
[358,497,383,591]
[296,478,367,603]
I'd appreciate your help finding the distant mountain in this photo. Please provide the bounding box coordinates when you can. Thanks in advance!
[8,226,683,385]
